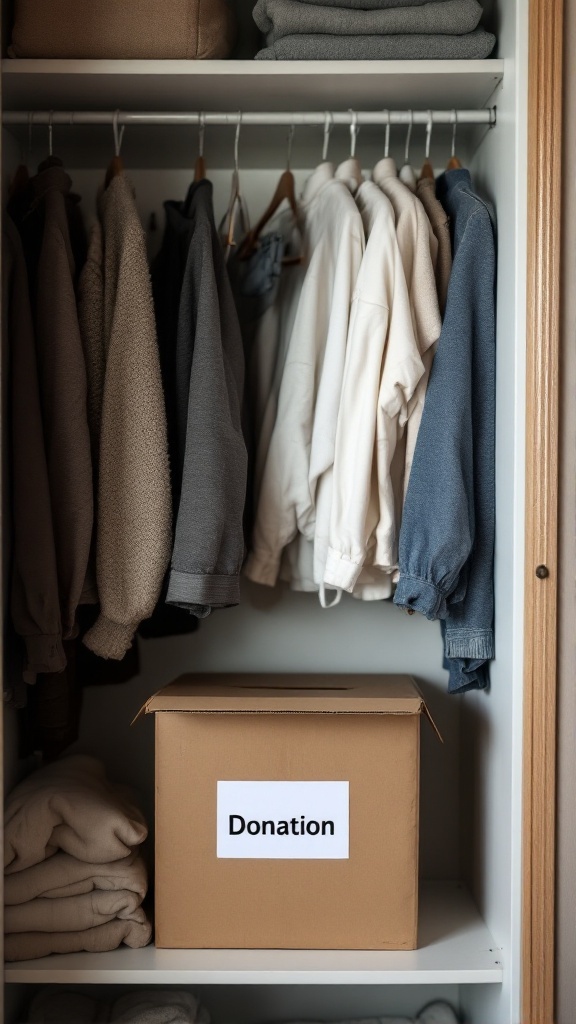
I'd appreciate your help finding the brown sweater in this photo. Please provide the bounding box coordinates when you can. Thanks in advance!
[416,176,453,316]
[29,161,94,640]
[3,215,66,680]
[80,175,172,660]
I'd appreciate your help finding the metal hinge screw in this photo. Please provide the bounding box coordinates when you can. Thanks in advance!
[535,564,549,579]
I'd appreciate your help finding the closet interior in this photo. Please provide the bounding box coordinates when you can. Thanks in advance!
[2,0,528,1019]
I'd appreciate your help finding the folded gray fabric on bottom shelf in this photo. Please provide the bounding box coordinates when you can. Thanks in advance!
[255,0,483,44]
[28,989,210,1023]
[271,0,457,9]
[255,26,496,58]
[4,912,152,962]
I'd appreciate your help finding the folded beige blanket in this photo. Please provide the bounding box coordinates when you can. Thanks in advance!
[28,989,210,1023]
[4,912,152,961]
[5,887,144,933]
[4,756,147,874]
[4,850,147,905]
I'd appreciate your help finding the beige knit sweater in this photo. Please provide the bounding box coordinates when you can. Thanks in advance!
[80,175,171,660]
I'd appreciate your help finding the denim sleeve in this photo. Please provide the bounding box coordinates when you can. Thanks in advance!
[394,218,479,620]
[394,206,496,692]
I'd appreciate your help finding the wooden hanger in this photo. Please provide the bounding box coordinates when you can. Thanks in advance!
[447,110,463,170]
[194,113,206,182]
[105,111,125,188]
[420,111,435,180]
[239,126,302,263]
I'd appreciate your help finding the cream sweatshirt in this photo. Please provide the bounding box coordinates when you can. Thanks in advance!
[324,179,423,593]
[80,175,172,659]
[372,158,441,557]
[244,163,365,586]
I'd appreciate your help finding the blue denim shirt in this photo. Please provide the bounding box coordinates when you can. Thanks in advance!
[394,169,496,693]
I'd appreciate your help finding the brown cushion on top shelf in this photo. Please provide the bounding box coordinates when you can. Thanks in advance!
[8,0,237,59]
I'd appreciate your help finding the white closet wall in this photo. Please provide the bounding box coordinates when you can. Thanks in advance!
[2,0,529,1018]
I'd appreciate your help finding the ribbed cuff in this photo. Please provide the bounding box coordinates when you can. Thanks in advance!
[393,573,448,620]
[167,570,240,610]
[323,548,363,593]
[444,628,494,661]
[23,633,67,679]
[83,616,137,661]
[243,552,281,587]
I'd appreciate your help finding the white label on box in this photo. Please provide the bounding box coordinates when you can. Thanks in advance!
[217,781,349,859]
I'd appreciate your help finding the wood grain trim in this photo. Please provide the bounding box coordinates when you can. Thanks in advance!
[523,0,564,1020]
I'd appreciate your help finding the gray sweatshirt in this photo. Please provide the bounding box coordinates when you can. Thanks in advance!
[166,181,247,616]
[255,27,496,59]
[254,0,483,45]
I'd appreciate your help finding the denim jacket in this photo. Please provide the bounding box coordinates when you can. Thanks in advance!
[394,169,496,693]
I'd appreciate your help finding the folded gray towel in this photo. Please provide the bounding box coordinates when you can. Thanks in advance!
[254,0,482,44]
[111,991,211,1024]
[4,913,152,962]
[255,27,495,58]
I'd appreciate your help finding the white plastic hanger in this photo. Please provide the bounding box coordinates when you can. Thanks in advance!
[420,110,435,181]
[399,110,417,192]
[220,112,250,258]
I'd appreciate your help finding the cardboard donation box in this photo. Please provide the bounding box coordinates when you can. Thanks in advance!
[140,674,435,950]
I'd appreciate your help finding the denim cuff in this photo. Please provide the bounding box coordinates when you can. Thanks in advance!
[444,627,494,661]
[393,573,448,620]
[447,657,490,694]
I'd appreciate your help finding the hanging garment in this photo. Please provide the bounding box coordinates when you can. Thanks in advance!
[244,163,365,588]
[80,174,172,660]
[253,0,483,45]
[394,169,496,693]
[255,28,496,59]
[165,180,247,616]
[18,157,94,640]
[372,158,441,559]
[416,176,453,315]
[228,219,305,531]
[324,180,422,594]
[3,216,65,681]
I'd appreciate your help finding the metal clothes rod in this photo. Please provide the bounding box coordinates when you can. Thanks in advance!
[3,108,496,127]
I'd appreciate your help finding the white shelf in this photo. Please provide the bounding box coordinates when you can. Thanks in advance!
[2,59,504,112]
[5,883,503,986]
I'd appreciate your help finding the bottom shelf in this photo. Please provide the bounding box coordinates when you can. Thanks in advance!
[4,882,503,986]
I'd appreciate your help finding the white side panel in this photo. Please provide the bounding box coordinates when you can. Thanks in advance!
[461,0,528,1021]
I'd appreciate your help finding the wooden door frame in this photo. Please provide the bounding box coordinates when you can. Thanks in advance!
[523,0,564,1020]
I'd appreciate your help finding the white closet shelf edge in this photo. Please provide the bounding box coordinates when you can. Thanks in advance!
[4,883,503,986]
[0,59,504,113]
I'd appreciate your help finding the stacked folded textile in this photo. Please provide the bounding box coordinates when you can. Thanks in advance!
[4,755,152,962]
[253,0,496,60]
[28,989,210,1023]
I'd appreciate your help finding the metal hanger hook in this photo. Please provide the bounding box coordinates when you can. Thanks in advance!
[322,111,333,163]
[48,110,54,158]
[112,110,125,158]
[451,108,458,159]
[404,109,413,165]
[198,112,205,159]
[349,110,359,159]
[286,124,295,170]
[234,111,242,175]
[384,109,391,159]
[425,110,433,161]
